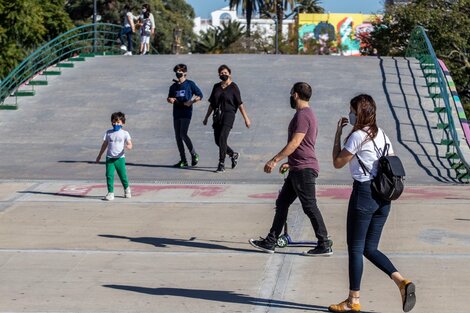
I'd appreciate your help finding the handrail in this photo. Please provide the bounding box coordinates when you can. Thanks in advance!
[406,26,470,178]
[0,23,156,106]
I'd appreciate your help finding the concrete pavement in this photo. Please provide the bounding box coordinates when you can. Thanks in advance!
[1,180,469,312]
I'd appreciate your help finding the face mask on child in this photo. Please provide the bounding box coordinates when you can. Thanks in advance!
[113,125,122,131]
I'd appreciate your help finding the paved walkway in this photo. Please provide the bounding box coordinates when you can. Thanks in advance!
[1,180,469,312]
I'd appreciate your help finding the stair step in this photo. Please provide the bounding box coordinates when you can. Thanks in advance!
[0,104,18,110]
[451,162,464,170]
[433,107,447,113]
[457,172,470,180]
[28,80,48,86]
[422,65,435,70]
[79,53,96,57]
[437,123,449,129]
[42,70,61,75]
[69,57,86,61]
[430,93,442,99]
[440,139,454,146]
[446,152,459,160]
[425,73,438,78]
[57,63,74,68]
[14,90,35,97]
[427,82,439,87]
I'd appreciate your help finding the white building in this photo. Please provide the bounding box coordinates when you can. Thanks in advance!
[193,6,294,40]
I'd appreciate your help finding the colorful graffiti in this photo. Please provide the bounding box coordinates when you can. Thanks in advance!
[298,13,377,56]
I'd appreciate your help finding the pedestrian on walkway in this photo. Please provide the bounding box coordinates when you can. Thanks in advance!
[137,3,155,54]
[203,64,251,173]
[167,64,203,168]
[119,4,136,56]
[96,112,133,201]
[328,94,415,313]
[249,82,332,256]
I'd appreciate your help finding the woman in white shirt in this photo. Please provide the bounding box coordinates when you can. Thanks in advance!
[329,94,416,313]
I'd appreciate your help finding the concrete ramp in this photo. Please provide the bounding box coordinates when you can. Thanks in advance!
[0,55,456,184]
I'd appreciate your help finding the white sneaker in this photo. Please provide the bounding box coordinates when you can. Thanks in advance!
[124,187,131,198]
[103,192,114,201]
[120,45,127,51]
[124,51,132,56]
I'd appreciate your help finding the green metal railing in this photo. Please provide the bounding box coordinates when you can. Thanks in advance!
[406,26,470,180]
[0,23,156,108]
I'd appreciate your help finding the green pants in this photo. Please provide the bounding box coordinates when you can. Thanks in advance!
[106,157,129,192]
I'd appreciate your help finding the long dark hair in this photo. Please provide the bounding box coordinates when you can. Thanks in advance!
[344,94,378,144]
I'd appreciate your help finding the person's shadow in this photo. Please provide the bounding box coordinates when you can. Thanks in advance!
[98,234,258,253]
[58,160,216,172]
[103,285,331,312]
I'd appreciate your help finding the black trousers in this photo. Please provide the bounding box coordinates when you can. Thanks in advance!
[174,118,195,161]
[266,168,329,244]
[213,123,234,164]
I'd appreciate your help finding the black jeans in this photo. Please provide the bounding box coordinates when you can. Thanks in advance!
[174,118,195,162]
[119,27,133,52]
[213,123,234,164]
[347,180,398,291]
[266,168,329,244]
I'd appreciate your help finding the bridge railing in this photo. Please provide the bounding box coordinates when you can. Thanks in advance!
[406,26,470,180]
[0,23,154,107]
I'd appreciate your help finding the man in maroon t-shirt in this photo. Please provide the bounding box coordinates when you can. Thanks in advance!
[249,82,332,256]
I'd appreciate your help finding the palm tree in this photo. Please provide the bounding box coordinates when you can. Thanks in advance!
[228,0,265,37]
[296,0,324,14]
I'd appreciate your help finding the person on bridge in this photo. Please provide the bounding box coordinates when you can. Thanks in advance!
[96,112,133,201]
[248,82,332,256]
[167,64,203,168]
[203,64,251,173]
[329,94,415,313]
[119,4,136,56]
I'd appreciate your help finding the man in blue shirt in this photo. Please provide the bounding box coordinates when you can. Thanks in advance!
[167,64,203,167]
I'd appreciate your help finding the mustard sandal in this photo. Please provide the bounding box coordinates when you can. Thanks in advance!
[399,280,416,312]
[328,298,361,312]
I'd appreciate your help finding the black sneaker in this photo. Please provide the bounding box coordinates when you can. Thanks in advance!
[231,152,239,169]
[303,240,333,257]
[191,153,199,166]
[249,238,275,254]
[173,160,188,168]
[215,163,225,173]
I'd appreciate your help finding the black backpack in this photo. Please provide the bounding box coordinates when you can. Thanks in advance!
[356,132,405,201]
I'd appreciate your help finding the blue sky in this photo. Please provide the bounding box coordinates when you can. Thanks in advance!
[186,0,385,18]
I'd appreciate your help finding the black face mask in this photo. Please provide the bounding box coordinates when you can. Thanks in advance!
[176,72,184,79]
[290,96,296,109]
[219,75,229,82]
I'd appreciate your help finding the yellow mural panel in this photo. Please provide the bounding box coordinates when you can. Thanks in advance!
[298,13,379,56]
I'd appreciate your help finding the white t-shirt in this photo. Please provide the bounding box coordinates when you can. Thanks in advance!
[103,129,131,158]
[344,128,394,182]
[123,12,136,28]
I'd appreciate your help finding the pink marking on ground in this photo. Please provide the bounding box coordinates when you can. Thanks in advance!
[58,184,228,197]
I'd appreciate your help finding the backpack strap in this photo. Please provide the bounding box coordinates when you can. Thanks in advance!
[355,129,389,176]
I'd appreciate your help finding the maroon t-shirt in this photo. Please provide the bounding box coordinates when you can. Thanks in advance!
[287,107,320,173]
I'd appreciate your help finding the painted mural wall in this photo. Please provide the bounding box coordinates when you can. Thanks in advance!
[298,13,378,56]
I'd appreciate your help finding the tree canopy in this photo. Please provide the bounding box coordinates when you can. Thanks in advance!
[0,0,74,78]
[367,0,470,117]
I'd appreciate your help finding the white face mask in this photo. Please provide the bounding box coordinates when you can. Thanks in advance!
[348,112,357,125]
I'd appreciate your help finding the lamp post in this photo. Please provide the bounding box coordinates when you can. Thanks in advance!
[93,0,97,53]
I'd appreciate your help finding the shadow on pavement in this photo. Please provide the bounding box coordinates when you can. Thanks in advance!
[18,190,102,199]
[99,234,259,253]
[58,160,216,172]
[103,285,331,312]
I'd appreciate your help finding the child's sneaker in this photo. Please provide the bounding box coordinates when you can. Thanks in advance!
[124,187,131,198]
[173,160,188,168]
[103,192,114,201]
[249,238,276,253]
[191,153,199,166]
